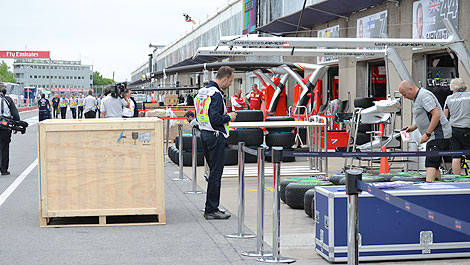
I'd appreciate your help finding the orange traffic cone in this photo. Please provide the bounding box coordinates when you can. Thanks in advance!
[379,124,390,174]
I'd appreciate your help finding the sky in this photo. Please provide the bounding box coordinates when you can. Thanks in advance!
[0,0,232,81]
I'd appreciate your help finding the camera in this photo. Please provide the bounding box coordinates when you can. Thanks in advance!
[106,82,128,98]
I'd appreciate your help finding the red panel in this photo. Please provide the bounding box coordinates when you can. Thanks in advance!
[0,51,50,59]
[321,131,349,149]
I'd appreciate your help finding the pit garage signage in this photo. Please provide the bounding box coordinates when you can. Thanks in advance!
[0,51,50,59]
[413,0,458,39]
[317,25,340,64]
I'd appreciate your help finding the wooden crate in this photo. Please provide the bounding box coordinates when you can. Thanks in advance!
[164,95,178,106]
[37,118,165,227]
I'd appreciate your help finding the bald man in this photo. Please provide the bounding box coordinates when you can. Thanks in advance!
[399,80,452,181]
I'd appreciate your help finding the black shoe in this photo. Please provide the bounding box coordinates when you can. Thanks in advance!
[1,171,10,175]
[204,210,231,220]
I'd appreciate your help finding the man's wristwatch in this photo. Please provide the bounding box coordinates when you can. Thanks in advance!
[425,132,432,137]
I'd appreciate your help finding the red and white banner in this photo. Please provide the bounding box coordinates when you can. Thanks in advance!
[0,51,50,59]
[47,88,92,93]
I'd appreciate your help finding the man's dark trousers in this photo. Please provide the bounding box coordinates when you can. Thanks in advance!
[60,107,67,119]
[0,130,11,174]
[78,106,84,119]
[200,130,226,214]
[53,107,58,118]
[70,108,77,119]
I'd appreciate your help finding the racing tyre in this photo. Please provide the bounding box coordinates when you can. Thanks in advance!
[354,97,375,109]
[235,128,264,146]
[174,134,203,152]
[304,189,316,218]
[265,116,295,133]
[285,180,333,209]
[225,147,238,166]
[266,133,295,147]
[235,110,264,122]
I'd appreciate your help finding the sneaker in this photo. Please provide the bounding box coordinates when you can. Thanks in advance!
[1,171,10,176]
[204,210,231,220]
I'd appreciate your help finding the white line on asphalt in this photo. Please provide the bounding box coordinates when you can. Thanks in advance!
[0,159,38,207]
[19,109,38,114]
[23,116,39,126]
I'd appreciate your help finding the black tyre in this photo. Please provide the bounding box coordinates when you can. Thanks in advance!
[380,172,424,182]
[285,180,333,209]
[266,133,295,147]
[328,173,384,185]
[304,189,316,218]
[280,177,315,203]
[225,147,238,166]
[235,110,264,122]
[265,116,295,133]
[357,124,373,133]
[235,128,264,146]
[244,146,259,163]
[354,97,375,109]
[355,132,370,145]
[181,151,205,166]
[174,134,203,152]
[265,148,295,162]
[168,145,178,163]
[227,130,238,145]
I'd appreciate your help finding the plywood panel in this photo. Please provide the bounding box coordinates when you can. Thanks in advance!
[38,118,164,226]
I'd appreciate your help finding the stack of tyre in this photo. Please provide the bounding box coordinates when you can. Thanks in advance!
[264,116,296,162]
[168,134,204,166]
[225,110,265,165]
[280,177,334,218]
[354,97,375,145]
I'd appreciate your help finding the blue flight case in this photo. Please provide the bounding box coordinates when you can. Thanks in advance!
[314,182,470,262]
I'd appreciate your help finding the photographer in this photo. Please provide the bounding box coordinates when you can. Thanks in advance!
[100,85,128,118]
[0,84,20,175]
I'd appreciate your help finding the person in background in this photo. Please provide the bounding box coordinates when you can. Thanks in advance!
[159,92,165,106]
[59,94,68,119]
[77,94,84,119]
[69,94,78,119]
[100,87,128,118]
[195,66,237,220]
[186,92,194,106]
[51,94,59,119]
[0,84,20,175]
[96,94,103,118]
[122,89,136,118]
[231,88,247,111]
[83,91,97,118]
[184,111,198,129]
[400,80,452,181]
[248,84,264,110]
[443,78,470,175]
[38,93,51,122]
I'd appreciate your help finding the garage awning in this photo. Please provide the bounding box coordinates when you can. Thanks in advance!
[257,0,391,36]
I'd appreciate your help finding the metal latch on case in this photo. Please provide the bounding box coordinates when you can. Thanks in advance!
[420,231,433,254]
[324,216,329,229]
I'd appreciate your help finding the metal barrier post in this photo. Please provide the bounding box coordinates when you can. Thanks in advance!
[258,147,295,263]
[165,119,170,155]
[324,124,328,173]
[185,127,204,194]
[242,147,271,257]
[346,169,362,265]
[307,126,314,170]
[226,142,255,239]
[173,123,188,181]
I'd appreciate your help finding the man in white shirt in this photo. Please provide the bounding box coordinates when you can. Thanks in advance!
[83,91,97,118]
[100,86,128,118]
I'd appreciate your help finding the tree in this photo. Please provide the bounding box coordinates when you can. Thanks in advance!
[0,61,16,83]
[92,71,114,86]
